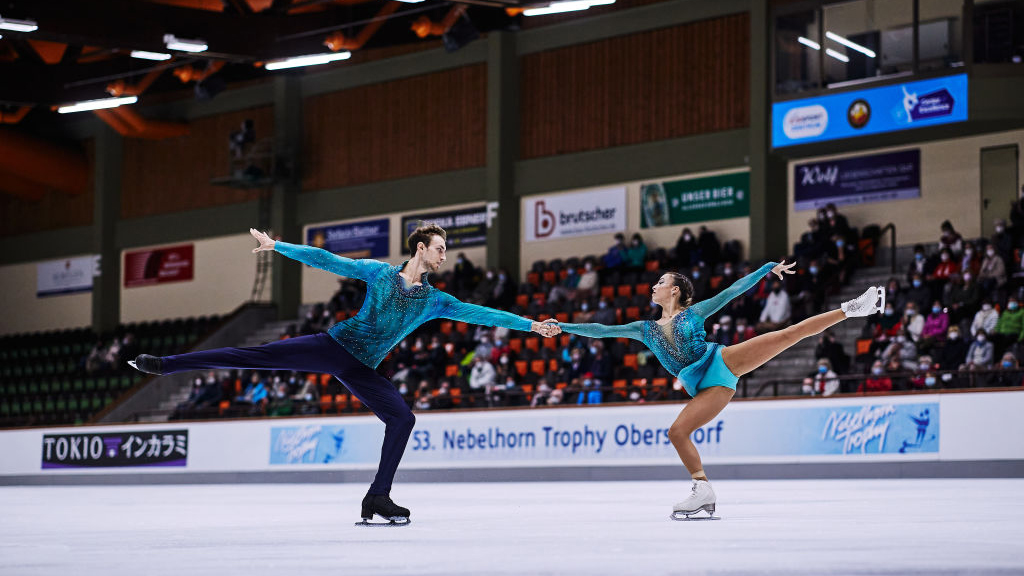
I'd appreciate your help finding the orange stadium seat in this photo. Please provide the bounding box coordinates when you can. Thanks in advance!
[635,283,650,296]
[555,312,569,323]
[645,260,660,271]
[515,294,529,308]
[334,394,347,413]
[542,271,556,284]
[549,359,559,372]
[455,322,469,334]
[652,377,668,389]
[451,388,462,405]
[525,338,539,352]
[530,360,546,376]
[527,272,540,285]
[613,379,627,390]
[509,339,523,353]
[543,337,557,350]
[617,285,632,297]
[320,395,333,413]
[623,354,638,369]
[218,400,230,416]
[350,395,363,412]
[445,364,459,377]
[560,334,570,347]
[440,321,453,335]
[600,286,615,299]
[625,306,640,320]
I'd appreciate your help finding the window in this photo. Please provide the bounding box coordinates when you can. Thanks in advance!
[775,9,822,94]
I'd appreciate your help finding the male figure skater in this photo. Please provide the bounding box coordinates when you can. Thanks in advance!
[130,224,561,525]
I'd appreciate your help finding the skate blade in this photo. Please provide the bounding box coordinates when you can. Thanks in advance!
[355,515,410,527]
[670,511,720,521]
[127,360,138,370]
[876,286,885,315]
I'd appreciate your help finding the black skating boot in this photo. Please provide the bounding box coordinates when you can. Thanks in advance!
[128,354,163,375]
[356,494,411,527]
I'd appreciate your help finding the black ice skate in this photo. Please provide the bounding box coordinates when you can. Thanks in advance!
[127,354,163,375]
[355,494,411,527]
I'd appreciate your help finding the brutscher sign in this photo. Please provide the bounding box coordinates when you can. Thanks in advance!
[41,430,189,469]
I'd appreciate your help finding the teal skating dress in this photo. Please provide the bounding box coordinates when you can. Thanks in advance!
[559,262,778,397]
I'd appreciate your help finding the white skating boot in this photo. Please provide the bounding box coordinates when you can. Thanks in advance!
[670,479,719,520]
[841,286,885,318]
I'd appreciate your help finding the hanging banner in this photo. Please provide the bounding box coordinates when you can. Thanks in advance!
[794,149,920,211]
[41,430,189,469]
[772,73,967,148]
[306,218,389,259]
[402,206,488,249]
[523,187,627,242]
[36,255,98,297]
[640,172,750,228]
[123,244,194,288]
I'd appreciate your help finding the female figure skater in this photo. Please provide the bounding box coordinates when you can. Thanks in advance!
[129,224,561,526]
[556,261,883,519]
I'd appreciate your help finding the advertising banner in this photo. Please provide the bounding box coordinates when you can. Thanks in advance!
[640,172,750,228]
[523,187,627,242]
[36,255,97,297]
[41,430,188,469]
[306,218,389,259]
[402,206,488,249]
[772,73,967,148]
[123,244,194,288]
[794,149,921,210]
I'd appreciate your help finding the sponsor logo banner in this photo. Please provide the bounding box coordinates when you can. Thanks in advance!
[402,206,488,249]
[37,256,97,297]
[42,430,189,469]
[523,187,626,242]
[640,172,750,228]
[123,245,194,288]
[794,149,920,211]
[773,73,967,147]
[306,218,389,259]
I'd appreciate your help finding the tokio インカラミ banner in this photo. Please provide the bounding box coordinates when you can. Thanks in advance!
[41,429,188,469]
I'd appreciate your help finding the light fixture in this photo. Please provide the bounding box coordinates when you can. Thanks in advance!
[264,51,351,70]
[0,16,38,32]
[131,50,172,61]
[163,34,208,53]
[797,36,820,50]
[825,31,876,58]
[523,0,615,16]
[825,48,849,63]
[394,0,426,3]
[57,96,138,114]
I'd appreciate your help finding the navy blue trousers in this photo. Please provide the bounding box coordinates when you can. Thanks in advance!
[161,333,414,495]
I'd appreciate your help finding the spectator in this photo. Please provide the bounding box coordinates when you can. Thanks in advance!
[989,353,1024,388]
[963,330,994,370]
[732,316,756,344]
[414,388,433,411]
[434,381,454,410]
[873,302,903,339]
[547,388,564,406]
[697,226,722,266]
[884,355,909,391]
[909,355,934,390]
[971,300,1000,338]
[624,233,648,273]
[592,298,617,324]
[292,375,319,402]
[979,244,1007,293]
[824,203,852,241]
[938,220,964,255]
[548,267,581,304]
[991,218,1014,265]
[794,218,827,260]
[235,372,268,411]
[905,273,931,313]
[902,303,925,343]
[689,264,710,302]
[992,296,1024,356]
[814,331,850,376]
[881,332,918,370]
[927,248,959,298]
[576,260,599,300]
[804,358,839,396]
[577,374,603,405]
[471,269,499,305]
[792,260,828,319]
[824,233,856,286]
[452,253,476,295]
[858,361,893,394]
[573,301,596,323]
[918,301,949,353]
[944,272,980,325]
[468,355,497,399]
[531,381,553,407]
[587,341,613,386]
[473,333,494,362]
[492,268,513,308]
[710,315,736,346]
[906,244,933,284]
[935,326,969,372]
[675,228,698,269]
[601,233,627,272]
[756,281,791,333]
[883,278,907,314]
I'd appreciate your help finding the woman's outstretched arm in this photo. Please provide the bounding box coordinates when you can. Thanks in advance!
[558,321,645,341]
[689,261,789,319]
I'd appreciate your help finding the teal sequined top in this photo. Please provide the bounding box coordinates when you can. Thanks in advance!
[274,242,534,369]
[560,262,778,391]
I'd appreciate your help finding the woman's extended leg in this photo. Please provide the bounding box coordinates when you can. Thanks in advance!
[667,386,734,476]
[720,309,847,377]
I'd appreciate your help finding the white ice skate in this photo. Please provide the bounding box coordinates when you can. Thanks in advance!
[670,479,720,521]
[841,286,885,318]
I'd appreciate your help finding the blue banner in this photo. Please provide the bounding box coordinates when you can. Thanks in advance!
[794,149,920,211]
[773,73,967,148]
[306,218,389,259]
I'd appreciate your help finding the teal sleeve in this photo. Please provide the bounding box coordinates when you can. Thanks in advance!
[435,293,534,332]
[273,241,387,282]
[690,261,778,319]
[559,321,645,341]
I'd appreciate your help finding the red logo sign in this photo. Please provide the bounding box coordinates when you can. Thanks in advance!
[123,244,195,288]
[534,201,555,238]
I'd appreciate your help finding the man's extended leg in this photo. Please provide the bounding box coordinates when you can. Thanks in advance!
[152,333,346,375]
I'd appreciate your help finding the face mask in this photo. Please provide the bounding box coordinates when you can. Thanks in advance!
[399,386,408,395]
[905,309,914,316]
[912,280,922,288]
[632,240,640,246]
[581,303,590,311]
[836,240,845,247]
[1003,360,1014,368]
[884,308,894,316]
[915,253,924,261]
[818,366,828,374]
[977,335,987,342]
[932,306,941,314]
[809,266,819,275]
[1011,303,1020,311]
[918,363,929,371]
[925,376,936,386]
[499,273,507,281]
[997,226,1005,234]
[589,346,597,355]
[506,381,515,389]
[599,301,608,309]
[896,335,906,343]
[963,274,972,282]
[500,357,509,365]
[940,254,949,262]
[584,263,593,271]
[583,379,592,387]
[948,332,959,340]
[987,250,996,257]
[983,304,993,311]
[965,250,973,257]
[724,268,733,275]
[692,272,700,279]
[684,234,692,241]
[629,391,641,401]
[486,272,494,279]
[872,367,883,376]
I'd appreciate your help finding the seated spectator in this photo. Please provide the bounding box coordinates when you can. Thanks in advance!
[414,388,433,411]
[884,355,909,391]
[991,218,1014,265]
[575,260,599,300]
[756,281,791,333]
[902,302,925,343]
[697,226,722,266]
[979,244,1007,294]
[927,248,959,299]
[944,272,980,326]
[675,228,698,269]
[624,233,648,273]
[858,361,893,395]
[881,332,918,371]
[292,375,319,402]
[573,301,596,323]
[992,296,1024,357]
[918,301,949,353]
[971,300,1000,338]
[601,233,627,276]
[804,358,839,396]
[473,333,494,362]
[909,355,934,390]
[531,381,553,407]
[689,264,710,302]
[883,278,907,315]
[791,260,827,320]
[988,353,1024,388]
[470,269,499,305]
[732,315,757,344]
[794,218,827,261]
[592,298,616,324]
[823,203,852,241]
[905,274,931,313]
[710,315,736,346]
[935,326,969,371]
[547,388,565,406]
[548,267,581,304]
[588,341,613,386]
[452,253,477,295]
[873,302,903,340]
[468,355,496,402]
[906,244,933,284]
[235,372,268,413]
[963,330,994,370]
[959,242,982,279]
[937,220,964,255]
[434,381,454,410]
[814,331,850,376]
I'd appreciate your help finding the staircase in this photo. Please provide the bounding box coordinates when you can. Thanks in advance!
[742,264,897,397]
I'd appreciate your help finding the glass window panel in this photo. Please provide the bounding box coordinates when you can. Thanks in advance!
[974,0,1024,64]
[917,0,964,71]
[823,0,913,86]
[775,9,821,95]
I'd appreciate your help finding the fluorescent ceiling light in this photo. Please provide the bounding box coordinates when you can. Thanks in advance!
[523,0,615,16]
[131,50,172,61]
[58,96,138,114]
[0,16,38,32]
[825,31,876,58]
[264,51,351,70]
[825,48,849,63]
[394,0,426,3]
[797,36,820,50]
[163,34,208,53]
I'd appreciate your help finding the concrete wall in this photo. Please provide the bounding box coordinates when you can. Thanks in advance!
[0,257,93,336]
[786,127,1024,250]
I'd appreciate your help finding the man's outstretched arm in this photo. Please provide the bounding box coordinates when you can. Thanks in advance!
[251,228,386,282]
[435,293,561,338]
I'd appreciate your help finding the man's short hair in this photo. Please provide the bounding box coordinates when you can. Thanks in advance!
[407,223,447,255]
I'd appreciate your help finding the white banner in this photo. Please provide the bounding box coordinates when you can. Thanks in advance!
[2,391,1021,478]
[36,255,97,297]
[523,186,627,242]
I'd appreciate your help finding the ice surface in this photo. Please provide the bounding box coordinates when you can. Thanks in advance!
[2,479,1022,576]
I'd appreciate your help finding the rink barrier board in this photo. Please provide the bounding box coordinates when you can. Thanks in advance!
[1,390,1022,485]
